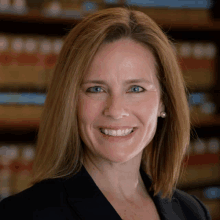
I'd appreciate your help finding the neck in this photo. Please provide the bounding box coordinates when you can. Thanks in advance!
[83,153,148,201]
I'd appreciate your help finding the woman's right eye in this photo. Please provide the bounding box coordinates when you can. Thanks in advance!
[86,86,104,93]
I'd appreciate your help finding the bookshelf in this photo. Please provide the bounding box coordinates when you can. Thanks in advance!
[0,2,219,219]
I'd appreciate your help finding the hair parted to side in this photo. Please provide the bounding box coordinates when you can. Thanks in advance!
[30,6,192,201]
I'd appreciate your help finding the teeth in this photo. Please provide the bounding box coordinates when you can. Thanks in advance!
[100,128,133,136]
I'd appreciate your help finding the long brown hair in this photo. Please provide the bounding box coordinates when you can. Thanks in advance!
[31,7,192,201]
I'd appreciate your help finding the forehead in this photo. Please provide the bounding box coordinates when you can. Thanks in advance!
[84,39,159,86]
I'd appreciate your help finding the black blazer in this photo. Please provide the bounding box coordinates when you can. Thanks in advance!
[0,164,212,220]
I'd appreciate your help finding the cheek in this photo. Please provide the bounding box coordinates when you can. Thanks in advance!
[133,93,159,113]
[77,94,102,125]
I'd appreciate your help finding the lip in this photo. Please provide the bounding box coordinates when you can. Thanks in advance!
[98,127,137,142]
[99,126,136,130]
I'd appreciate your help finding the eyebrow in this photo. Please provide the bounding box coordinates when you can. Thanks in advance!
[82,78,152,85]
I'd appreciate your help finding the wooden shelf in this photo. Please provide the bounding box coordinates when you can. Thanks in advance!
[135,7,220,31]
[178,180,220,192]
[183,153,220,166]
[0,7,220,31]
[191,114,220,127]
[0,128,38,144]
[0,9,81,25]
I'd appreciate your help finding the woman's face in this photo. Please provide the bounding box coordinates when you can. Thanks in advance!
[77,38,164,164]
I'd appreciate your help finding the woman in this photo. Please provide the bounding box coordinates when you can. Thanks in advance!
[0,7,211,220]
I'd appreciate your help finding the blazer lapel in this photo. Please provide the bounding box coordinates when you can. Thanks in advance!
[63,164,185,220]
[63,165,121,220]
[140,168,186,220]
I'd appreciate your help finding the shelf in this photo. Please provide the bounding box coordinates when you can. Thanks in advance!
[178,180,220,192]
[135,8,220,31]
[0,7,220,32]
[183,153,220,166]
[191,114,220,127]
[178,154,220,190]
[0,86,47,94]
[0,9,81,25]
[0,128,37,144]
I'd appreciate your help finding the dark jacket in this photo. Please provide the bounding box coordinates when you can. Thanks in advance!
[0,164,212,220]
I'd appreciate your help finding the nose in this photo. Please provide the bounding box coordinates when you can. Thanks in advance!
[103,95,129,119]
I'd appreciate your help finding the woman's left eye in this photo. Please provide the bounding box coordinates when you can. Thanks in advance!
[86,85,146,93]
[129,86,145,93]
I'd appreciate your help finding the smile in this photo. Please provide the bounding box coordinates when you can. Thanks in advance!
[98,127,137,142]
[100,128,134,136]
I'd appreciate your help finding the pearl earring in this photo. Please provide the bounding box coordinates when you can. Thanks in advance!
[160,112,166,118]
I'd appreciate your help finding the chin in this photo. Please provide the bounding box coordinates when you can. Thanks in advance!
[101,152,136,164]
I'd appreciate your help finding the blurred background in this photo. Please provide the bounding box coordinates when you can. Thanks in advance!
[0,0,219,219]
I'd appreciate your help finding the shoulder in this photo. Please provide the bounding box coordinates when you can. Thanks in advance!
[0,178,65,219]
[0,178,64,205]
[172,188,211,220]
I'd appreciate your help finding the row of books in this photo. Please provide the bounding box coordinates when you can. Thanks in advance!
[0,144,35,200]
[189,137,219,155]
[0,136,219,200]
[188,92,216,116]
[0,0,106,17]
[0,34,63,87]
[0,33,217,90]
[0,0,210,18]
[176,42,216,91]
[0,34,216,59]
[176,41,216,59]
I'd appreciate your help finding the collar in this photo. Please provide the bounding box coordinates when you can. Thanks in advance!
[63,164,184,220]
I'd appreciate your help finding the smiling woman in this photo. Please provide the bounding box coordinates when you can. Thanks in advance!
[0,6,211,220]
[77,38,165,181]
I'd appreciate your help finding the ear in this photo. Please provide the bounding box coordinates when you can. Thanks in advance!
[158,100,165,117]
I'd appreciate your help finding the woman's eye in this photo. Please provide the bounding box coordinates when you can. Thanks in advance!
[129,86,145,93]
[86,86,104,93]
[86,85,146,93]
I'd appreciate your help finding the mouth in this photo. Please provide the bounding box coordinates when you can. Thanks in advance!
[99,127,136,135]
[98,127,137,142]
